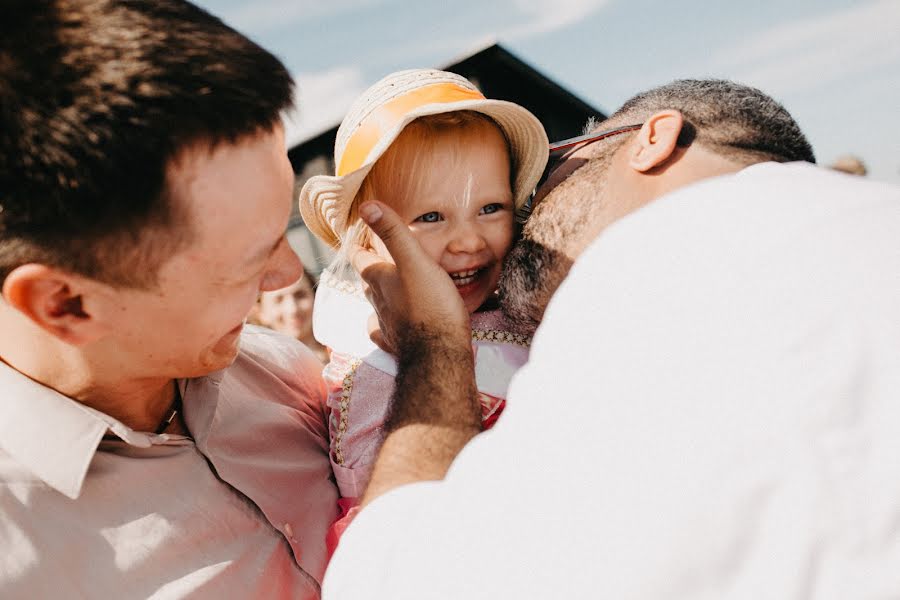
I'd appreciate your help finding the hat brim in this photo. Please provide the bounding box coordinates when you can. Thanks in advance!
[299,98,549,248]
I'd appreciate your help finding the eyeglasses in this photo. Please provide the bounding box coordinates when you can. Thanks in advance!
[526,123,644,211]
[548,123,644,155]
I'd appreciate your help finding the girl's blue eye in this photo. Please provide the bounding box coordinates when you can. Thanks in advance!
[415,211,443,223]
[479,203,502,215]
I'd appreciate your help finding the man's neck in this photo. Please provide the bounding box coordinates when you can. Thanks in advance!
[0,334,177,433]
[73,377,179,433]
[649,145,749,202]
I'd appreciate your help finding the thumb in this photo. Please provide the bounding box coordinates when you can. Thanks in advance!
[358,201,429,270]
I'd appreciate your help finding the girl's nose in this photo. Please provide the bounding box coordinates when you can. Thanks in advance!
[446,223,487,254]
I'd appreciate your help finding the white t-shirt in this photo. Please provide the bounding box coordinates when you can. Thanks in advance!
[323,162,900,599]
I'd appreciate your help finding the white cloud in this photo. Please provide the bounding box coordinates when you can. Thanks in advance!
[220,0,380,35]
[705,0,900,95]
[372,0,612,68]
[506,0,612,39]
[274,0,613,145]
[282,66,367,147]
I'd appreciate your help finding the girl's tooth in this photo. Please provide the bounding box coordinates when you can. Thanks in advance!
[449,267,483,281]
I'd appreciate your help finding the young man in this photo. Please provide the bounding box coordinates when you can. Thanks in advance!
[327,80,900,598]
[0,2,337,597]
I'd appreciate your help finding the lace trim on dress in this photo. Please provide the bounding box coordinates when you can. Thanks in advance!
[320,269,366,298]
[331,328,529,465]
[471,329,532,348]
[333,358,362,466]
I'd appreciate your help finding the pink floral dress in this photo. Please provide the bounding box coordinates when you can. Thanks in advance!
[312,271,534,556]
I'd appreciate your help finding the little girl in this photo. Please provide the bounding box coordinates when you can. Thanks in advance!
[298,69,548,551]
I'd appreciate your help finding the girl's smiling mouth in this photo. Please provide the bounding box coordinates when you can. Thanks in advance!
[448,267,483,287]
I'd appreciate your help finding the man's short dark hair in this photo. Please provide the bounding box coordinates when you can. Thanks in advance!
[608,79,815,166]
[0,0,295,287]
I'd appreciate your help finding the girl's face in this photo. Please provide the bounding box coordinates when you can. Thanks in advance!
[374,124,515,314]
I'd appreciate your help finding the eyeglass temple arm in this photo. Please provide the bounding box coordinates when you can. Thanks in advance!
[548,124,644,152]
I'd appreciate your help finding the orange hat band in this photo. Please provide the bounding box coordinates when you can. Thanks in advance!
[337,82,486,177]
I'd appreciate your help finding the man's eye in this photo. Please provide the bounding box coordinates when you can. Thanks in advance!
[479,203,503,215]
[415,211,443,223]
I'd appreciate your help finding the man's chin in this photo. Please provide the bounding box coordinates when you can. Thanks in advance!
[197,326,244,373]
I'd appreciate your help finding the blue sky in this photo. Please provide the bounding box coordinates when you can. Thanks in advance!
[195,0,900,183]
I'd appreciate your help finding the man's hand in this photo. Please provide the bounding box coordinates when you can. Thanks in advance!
[352,201,481,506]
[350,201,470,352]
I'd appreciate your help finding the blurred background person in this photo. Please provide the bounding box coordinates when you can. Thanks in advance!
[829,154,868,176]
[258,269,328,362]
[245,298,264,327]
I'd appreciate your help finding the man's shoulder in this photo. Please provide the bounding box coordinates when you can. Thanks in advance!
[565,160,900,325]
[200,326,325,399]
[238,324,319,361]
[703,161,900,203]
[184,326,327,442]
[622,161,900,246]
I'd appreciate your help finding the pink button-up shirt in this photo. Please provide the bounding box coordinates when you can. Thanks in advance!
[0,326,338,599]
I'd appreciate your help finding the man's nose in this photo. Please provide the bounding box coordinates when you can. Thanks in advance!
[259,237,302,292]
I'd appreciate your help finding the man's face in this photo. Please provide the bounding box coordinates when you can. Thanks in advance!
[500,129,627,328]
[101,126,302,378]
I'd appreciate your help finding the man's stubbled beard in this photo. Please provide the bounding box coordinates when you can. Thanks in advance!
[500,149,614,329]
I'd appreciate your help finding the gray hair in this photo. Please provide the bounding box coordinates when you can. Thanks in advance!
[608,79,815,165]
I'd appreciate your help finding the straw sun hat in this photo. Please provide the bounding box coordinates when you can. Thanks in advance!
[298,69,549,248]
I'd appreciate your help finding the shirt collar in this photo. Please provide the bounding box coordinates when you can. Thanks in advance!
[0,360,176,499]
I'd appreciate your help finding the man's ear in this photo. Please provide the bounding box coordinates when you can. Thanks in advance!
[2,264,112,345]
[628,110,685,173]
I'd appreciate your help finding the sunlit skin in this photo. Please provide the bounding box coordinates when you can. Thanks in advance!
[0,126,301,431]
[94,125,302,379]
[531,142,596,208]
[85,127,301,377]
[351,110,760,508]
[373,125,515,315]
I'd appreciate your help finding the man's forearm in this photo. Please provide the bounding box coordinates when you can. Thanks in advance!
[362,324,480,505]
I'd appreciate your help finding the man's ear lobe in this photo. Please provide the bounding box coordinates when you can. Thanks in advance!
[2,264,111,345]
[628,110,685,173]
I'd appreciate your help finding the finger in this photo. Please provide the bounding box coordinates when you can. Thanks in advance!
[362,282,376,308]
[358,201,432,272]
[369,328,393,354]
[366,311,381,336]
[351,254,395,299]
[366,312,393,353]
[348,244,386,278]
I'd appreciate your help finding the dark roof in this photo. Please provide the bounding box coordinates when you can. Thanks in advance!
[445,43,604,141]
[287,42,605,173]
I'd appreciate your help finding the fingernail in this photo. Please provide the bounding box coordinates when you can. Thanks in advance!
[359,203,382,224]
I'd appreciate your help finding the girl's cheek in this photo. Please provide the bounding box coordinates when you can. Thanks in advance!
[414,231,446,264]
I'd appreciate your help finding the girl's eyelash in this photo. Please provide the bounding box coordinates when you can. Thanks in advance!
[480,203,506,215]
[415,211,443,223]
[413,202,511,222]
